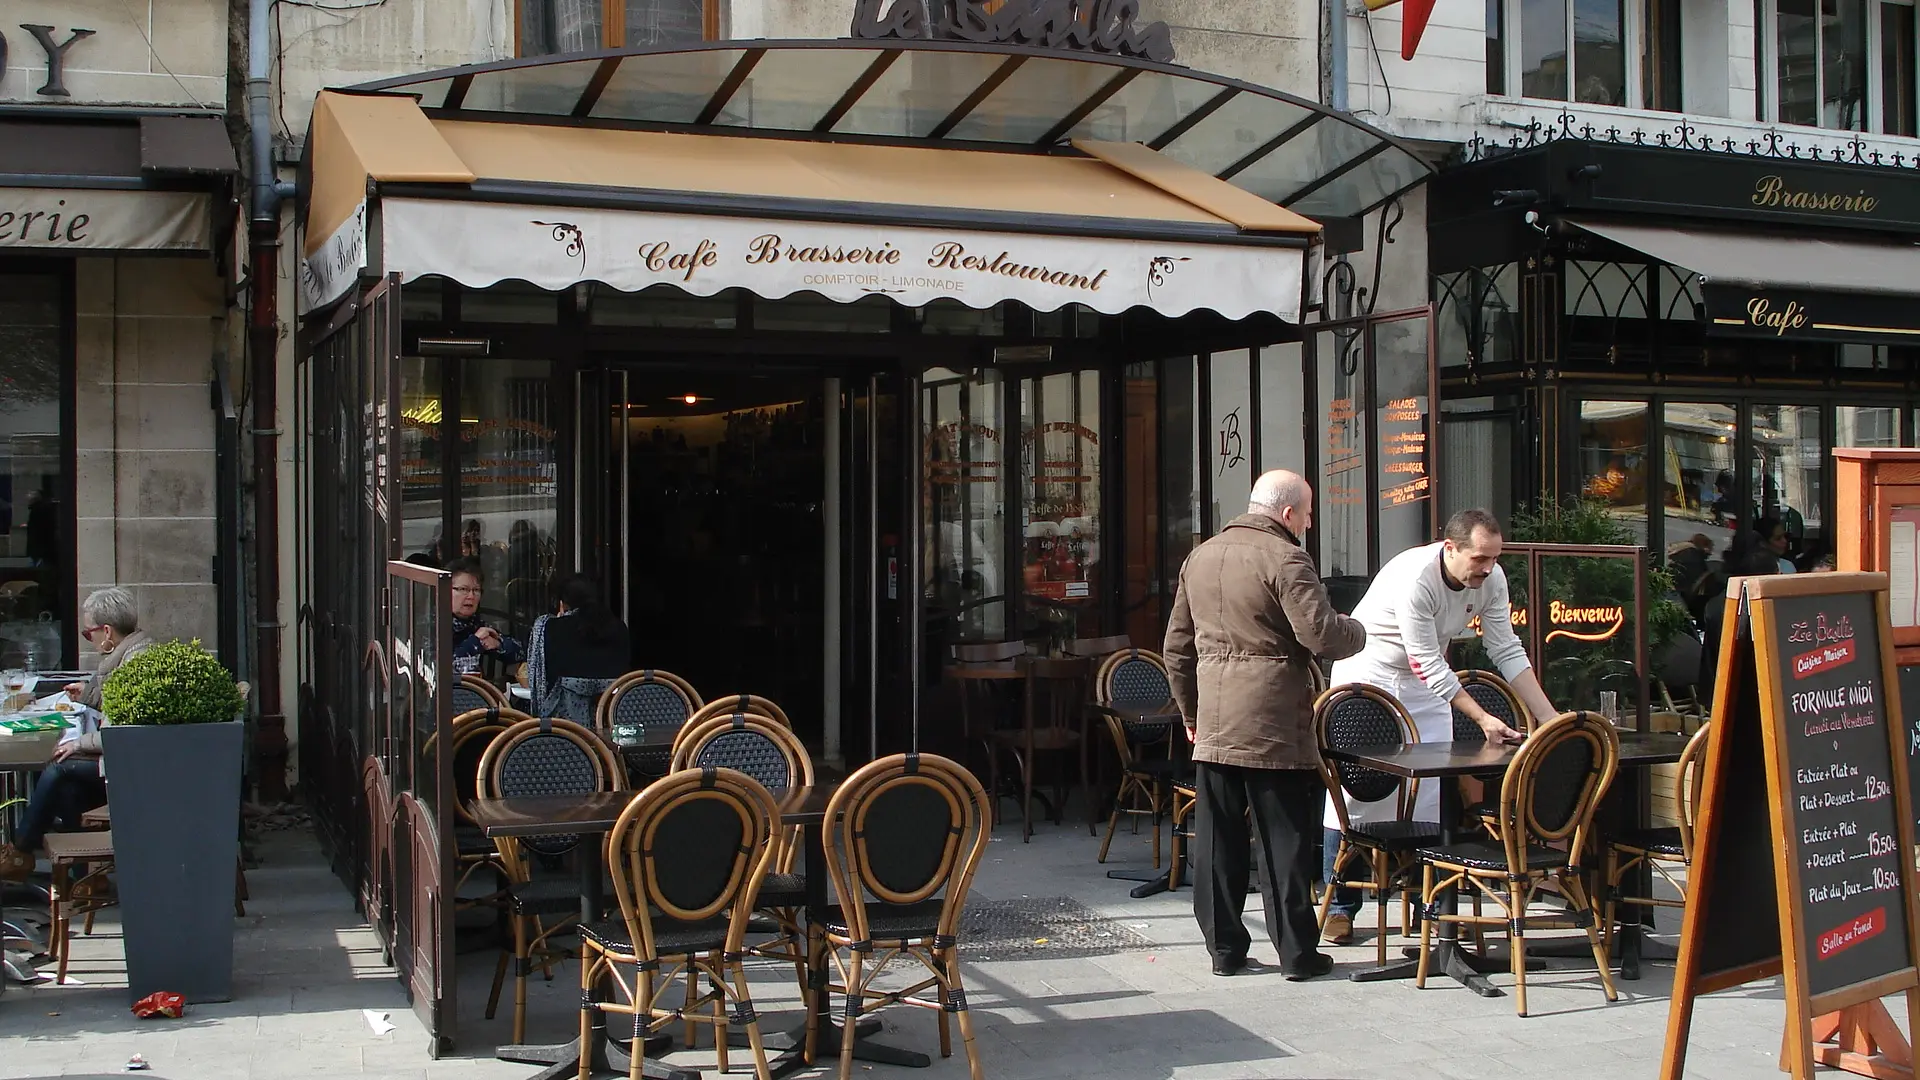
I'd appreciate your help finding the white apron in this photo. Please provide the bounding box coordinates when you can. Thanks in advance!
[1322,652,1453,829]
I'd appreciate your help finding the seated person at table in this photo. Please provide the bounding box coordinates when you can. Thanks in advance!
[449,557,523,677]
[0,587,153,880]
[1319,509,1558,945]
[526,574,631,723]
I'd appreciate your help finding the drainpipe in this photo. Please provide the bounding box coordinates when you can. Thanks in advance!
[1328,0,1350,113]
[248,0,297,801]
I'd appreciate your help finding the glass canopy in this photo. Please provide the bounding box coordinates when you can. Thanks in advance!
[353,38,1431,220]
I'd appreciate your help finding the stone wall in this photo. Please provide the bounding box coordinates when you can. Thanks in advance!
[72,256,223,667]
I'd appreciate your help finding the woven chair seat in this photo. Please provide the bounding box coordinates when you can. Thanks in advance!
[822,899,947,942]
[44,830,114,861]
[1612,827,1685,858]
[1348,819,1442,850]
[1416,839,1569,873]
[756,872,807,907]
[581,917,730,957]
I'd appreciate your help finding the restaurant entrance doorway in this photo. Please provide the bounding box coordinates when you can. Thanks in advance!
[577,360,910,764]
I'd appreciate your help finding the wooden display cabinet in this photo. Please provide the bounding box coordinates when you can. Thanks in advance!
[1834,448,1920,664]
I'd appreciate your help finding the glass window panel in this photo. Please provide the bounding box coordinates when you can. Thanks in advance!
[521,0,602,56]
[1645,0,1683,110]
[397,357,445,564]
[388,580,413,790]
[754,293,892,334]
[921,300,1005,337]
[1573,0,1627,104]
[1520,0,1572,99]
[1836,405,1901,447]
[1286,146,1430,217]
[1750,403,1822,562]
[1538,551,1645,717]
[1577,399,1650,545]
[1061,72,1223,145]
[1158,93,1318,178]
[1825,0,1869,128]
[1374,316,1434,557]
[592,48,748,123]
[402,277,446,322]
[1160,356,1200,577]
[411,576,441,812]
[0,273,67,670]
[1489,0,1508,93]
[1258,342,1308,476]
[1020,370,1102,645]
[1565,261,1650,319]
[1442,397,1516,521]
[924,367,1007,642]
[1884,3,1916,136]
[1662,401,1738,553]
[1779,0,1821,125]
[1660,267,1702,320]
[460,359,558,641]
[593,284,740,328]
[623,0,706,46]
[832,51,1013,138]
[1120,361,1163,647]
[461,281,560,324]
[713,46,876,130]
[1208,350,1254,529]
[1317,328,1370,578]
[398,78,454,109]
[462,60,600,113]
[1228,118,1377,205]
[945,56,1115,143]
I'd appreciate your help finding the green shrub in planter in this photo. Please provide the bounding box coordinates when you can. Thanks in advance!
[101,640,242,727]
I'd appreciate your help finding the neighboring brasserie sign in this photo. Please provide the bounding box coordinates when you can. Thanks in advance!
[0,188,210,251]
[1568,145,1920,233]
[378,197,1303,322]
[850,0,1176,62]
[1661,573,1920,1080]
[1703,286,1920,345]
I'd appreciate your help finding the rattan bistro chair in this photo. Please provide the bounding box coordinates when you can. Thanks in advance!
[597,669,703,781]
[1460,670,1532,733]
[1414,711,1621,1017]
[1602,721,1712,952]
[671,712,814,986]
[1092,647,1185,864]
[449,706,526,912]
[584,767,780,1080]
[477,716,627,1043]
[811,753,992,1080]
[679,695,794,747]
[455,673,508,715]
[1315,684,1441,963]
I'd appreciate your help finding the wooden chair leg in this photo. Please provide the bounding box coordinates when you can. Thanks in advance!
[1414,864,1435,989]
[1097,800,1123,863]
[946,949,984,1080]
[802,928,824,1065]
[578,944,597,1080]
[726,958,771,1080]
[512,915,533,1045]
[1373,850,1390,967]
[1566,874,1620,1003]
[628,962,655,1080]
[1150,782,1163,869]
[1511,879,1531,1018]
[838,951,863,1080]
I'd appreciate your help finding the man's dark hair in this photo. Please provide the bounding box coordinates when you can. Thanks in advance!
[1443,508,1503,546]
[447,556,484,583]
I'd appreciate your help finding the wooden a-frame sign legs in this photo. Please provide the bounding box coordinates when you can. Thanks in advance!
[1660,573,1920,1080]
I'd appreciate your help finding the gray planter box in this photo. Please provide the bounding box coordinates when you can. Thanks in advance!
[103,720,244,1003]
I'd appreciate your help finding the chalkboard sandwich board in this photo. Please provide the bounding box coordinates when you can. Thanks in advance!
[1661,571,1920,1080]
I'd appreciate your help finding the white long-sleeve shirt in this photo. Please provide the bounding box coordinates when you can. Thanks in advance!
[1346,542,1531,702]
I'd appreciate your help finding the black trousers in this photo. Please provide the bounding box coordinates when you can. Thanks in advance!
[1192,761,1323,972]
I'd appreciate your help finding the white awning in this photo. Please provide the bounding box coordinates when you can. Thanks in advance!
[380,196,1304,321]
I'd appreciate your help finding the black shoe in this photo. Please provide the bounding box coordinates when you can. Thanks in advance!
[1285,953,1335,981]
[1211,954,1249,977]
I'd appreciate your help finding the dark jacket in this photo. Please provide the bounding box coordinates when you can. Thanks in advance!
[1163,514,1367,770]
[453,613,523,675]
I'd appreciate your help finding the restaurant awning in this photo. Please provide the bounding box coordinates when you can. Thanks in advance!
[0,114,236,253]
[302,39,1434,318]
[1567,219,1920,343]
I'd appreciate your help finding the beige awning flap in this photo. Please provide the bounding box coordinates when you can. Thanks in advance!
[1071,139,1322,235]
[306,91,474,256]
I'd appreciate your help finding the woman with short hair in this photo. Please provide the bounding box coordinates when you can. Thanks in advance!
[525,574,630,724]
[0,587,153,880]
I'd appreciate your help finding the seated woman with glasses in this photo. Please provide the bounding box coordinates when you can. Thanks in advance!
[0,587,152,881]
[525,574,630,724]
[449,557,524,677]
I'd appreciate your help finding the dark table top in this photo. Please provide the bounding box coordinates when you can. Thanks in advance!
[1324,730,1691,780]
[472,781,838,838]
[1092,701,1182,722]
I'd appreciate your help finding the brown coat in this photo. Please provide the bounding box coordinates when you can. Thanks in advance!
[1163,514,1366,771]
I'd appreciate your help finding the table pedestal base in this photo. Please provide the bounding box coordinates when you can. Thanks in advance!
[498,1033,690,1080]
[765,1017,930,1078]
[1347,942,1546,998]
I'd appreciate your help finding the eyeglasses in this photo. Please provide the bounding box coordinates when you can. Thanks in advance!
[82,624,110,641]
[451,586,483,596]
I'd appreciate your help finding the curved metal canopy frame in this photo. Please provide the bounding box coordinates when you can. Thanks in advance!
[350,37,1433,221]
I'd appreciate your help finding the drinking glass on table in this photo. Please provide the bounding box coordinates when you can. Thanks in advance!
[1599,691,1620,726]
[2,668,25,711]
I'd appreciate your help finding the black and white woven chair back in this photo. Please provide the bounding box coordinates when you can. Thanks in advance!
[1107,654,1171,707]
[1321,691,1405,805]
[694,725,794,795]
[1461,676,1525,733]
[452,684,494,717]
[1502,711,1618,866]
[499,726,604,856]
[609,769,775,941]
[611,681,693,738]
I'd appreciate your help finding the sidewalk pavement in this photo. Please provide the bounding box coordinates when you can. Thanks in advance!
[0,813,1861,1080]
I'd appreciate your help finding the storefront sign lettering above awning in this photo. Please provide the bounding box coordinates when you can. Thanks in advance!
[849,0,1176,63]
[0,186,210,251]
[379,196,1303,320]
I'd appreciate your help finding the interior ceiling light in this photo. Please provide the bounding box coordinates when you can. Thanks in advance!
[677,394,708,405]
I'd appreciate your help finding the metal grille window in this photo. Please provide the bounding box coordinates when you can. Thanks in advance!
[518,0,715,55]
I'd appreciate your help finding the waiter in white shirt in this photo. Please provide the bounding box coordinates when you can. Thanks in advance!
[1319,508,1559,942]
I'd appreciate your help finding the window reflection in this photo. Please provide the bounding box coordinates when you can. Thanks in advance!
[1317,328,1369,578]
[460,359,558,641]
[1020,370,1102,646]
[1577,399,1650,544]
[1662,402,1737,552]
[397,357,445,566]
[1837,405,1901,448]
[924,367,1006,643]
[1209,351,1253,528]
[1750,404,1822,565]
[0,273,66,669]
